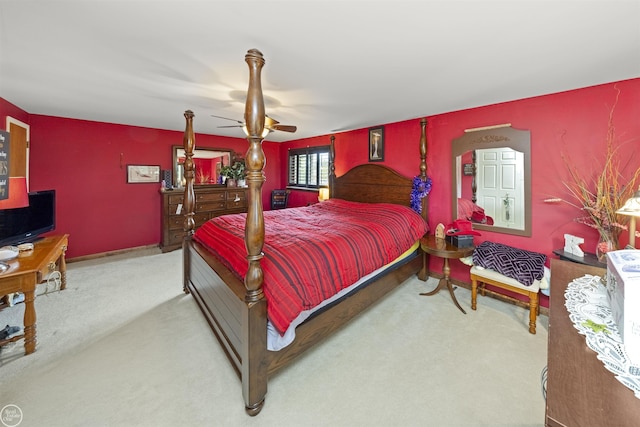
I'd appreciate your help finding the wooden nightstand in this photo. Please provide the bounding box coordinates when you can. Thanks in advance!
[418,234,474,314]
[0,234,69,354]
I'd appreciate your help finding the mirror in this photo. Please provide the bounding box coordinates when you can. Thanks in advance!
[451,126,531,237]
[172,145,234,188]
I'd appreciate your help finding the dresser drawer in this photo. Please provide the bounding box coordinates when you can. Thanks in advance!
[226,199,247,210]
[168,193,184,204]
[225,190,246,201]
[196,192,226,202]
[168,215,183,231]
[168,229,185,246]
[197,201,226,212]
[194,212,210,226]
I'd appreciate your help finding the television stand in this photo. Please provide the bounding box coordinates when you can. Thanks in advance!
[0,234,69,354]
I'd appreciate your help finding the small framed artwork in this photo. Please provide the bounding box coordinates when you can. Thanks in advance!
[127,165,161,183]
[368,126,384,162]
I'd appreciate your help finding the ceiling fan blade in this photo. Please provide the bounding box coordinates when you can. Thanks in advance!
[211,114,244,124]
[212,113,295,133]
[271,124,297,133]
[265,115,279,126]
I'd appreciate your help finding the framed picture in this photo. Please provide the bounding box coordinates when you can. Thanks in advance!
[368,126,384,162]
[127,165,161,183]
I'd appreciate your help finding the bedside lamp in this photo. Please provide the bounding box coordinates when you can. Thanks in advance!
[0,177,29,210]
[318,187,329,202]
[616,187,640,248]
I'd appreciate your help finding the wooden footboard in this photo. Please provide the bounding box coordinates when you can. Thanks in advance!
[266,254,422,375]
[181,49,430,416]
[184,239,268,414]
[185,235,421,413]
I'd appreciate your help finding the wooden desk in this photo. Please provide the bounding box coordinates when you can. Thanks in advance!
[0,234,69,355]
[546,259,640,427]
[418,235,474,314]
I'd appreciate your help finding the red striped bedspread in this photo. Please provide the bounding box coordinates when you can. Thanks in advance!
[193,198,429,335]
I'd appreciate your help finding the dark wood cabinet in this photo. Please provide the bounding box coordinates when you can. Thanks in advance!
[546,259,640,426]
[160,187,247,252]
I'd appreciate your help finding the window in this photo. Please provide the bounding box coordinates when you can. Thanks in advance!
[288,146,330,189]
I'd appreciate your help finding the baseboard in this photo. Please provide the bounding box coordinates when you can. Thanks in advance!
[428,270,549,317]
[67,244,162,263]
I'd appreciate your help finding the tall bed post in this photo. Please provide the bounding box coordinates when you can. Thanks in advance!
[182,110,196,294]
[243,49,266,303]
[329,135,336,196]
[419,118,429,221]
[241,48,268,416]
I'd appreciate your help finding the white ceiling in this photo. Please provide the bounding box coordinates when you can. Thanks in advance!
[1,1,639,143]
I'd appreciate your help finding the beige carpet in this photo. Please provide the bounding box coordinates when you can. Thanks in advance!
[0,249,548,426]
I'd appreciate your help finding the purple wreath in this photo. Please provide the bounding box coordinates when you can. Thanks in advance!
[410,175,432,214]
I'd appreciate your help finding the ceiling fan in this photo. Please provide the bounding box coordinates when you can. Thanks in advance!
[211,114,297,133]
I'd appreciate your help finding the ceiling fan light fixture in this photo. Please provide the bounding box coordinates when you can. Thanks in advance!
[241,125,270,138]
[214,114,294,137]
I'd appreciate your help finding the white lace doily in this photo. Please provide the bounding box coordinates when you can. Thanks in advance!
[565,274,640,398]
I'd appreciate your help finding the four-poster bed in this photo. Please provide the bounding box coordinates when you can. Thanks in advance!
[180,49,430,415]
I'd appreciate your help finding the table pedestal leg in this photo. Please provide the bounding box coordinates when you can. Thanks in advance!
[419,258,466,314]
[417,251,428,281]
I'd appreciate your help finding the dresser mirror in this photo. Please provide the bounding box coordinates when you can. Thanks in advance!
[172,145,234,188]
[451,126,531,237]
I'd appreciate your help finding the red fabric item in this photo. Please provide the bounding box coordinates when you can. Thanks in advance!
[445,219,481,236]
[194,199,429,334]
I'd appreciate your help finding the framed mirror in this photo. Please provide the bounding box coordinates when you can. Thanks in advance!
[451,126,531,237]
[172,145,234,188]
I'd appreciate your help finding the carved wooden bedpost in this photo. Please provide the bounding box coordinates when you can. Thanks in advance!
[243,49,266,302]
[419,118,429,221]
[182,110,196,293]
[242,48,268,416]
[328,135,336,196]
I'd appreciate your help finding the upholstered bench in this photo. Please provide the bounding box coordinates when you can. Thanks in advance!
[470,266,540,334]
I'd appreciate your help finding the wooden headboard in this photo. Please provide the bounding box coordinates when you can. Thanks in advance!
[329,118,428,221]
[331,164,413,205]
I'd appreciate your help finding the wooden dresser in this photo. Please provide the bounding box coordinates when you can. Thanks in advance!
[160,186,247,252]
[545,258,640,426]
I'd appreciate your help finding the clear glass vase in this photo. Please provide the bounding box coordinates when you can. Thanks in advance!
[596,231,618,262]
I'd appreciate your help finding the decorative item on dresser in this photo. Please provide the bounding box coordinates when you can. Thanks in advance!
[159,186,247,252]
[545,259,640,427]
[179,49,430,416]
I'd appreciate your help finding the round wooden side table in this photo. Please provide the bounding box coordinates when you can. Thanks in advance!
[418,234,474,314]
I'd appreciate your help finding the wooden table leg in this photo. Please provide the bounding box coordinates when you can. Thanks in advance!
[23,288,37,354]
[59,246,67,290]
[419,258,466,314]
[420,277,447,296]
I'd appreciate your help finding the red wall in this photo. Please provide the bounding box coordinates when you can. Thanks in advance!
[3,77,639,288]
[0,98,30,125]
[280,78,640,307]
[0,103,281,258]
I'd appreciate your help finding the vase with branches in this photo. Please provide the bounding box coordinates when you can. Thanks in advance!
[546,88,640,260]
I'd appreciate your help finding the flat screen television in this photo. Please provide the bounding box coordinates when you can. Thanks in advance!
[0,189,56,247]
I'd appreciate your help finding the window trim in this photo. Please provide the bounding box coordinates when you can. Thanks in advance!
[287,145,330,189]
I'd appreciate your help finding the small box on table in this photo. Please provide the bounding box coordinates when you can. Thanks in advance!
[606,249,640,365]
[445,234,474,248]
